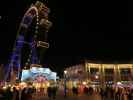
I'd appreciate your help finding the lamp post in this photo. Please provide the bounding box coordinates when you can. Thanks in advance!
[64,70,67,98]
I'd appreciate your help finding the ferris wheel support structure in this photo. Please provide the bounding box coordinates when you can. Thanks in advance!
[5,1,52,82]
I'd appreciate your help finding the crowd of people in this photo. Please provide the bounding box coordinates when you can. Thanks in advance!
[69,85,133,100]
[47,86,58,99]
[0,84,133,100]
[0,84,58,100]
[99,86,133,100]
[0,85,35,100]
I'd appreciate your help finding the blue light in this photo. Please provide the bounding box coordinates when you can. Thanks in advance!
[21,70,31,81]
[23,15,33,26]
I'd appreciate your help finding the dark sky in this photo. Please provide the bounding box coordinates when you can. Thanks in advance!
[0,0,132,74]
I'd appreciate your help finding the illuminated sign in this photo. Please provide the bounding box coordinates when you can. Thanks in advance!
[30,67,51,74]
[21,67,56,81]
[21,70,31,81]
[37,41,49,48]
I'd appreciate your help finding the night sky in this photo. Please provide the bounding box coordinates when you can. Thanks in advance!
[0,0,132,75]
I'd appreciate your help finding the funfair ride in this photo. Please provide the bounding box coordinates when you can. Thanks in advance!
[5,1,52,82]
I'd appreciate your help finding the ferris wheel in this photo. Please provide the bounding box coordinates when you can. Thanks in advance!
[5,1,52,81]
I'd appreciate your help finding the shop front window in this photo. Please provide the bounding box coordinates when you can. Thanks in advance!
[90,68,100,82]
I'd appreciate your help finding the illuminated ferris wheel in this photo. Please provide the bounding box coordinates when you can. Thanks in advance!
[5,1,52,81]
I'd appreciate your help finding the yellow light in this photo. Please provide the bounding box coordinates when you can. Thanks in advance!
[20,82,26,85]
[2,86,7,90]
[8,84,11,87]
[95,75,99,79]
[82,81,87,85]
[117,82,122,85]
[64,70,67,74]
[47,82,50,87]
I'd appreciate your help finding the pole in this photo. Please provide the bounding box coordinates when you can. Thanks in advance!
[64,74,67,98]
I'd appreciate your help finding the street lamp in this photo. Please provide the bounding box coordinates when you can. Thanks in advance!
[64,70,67,97]
[64,70,67,75]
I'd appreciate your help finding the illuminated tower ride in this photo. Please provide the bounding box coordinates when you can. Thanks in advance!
[5,1,52,81]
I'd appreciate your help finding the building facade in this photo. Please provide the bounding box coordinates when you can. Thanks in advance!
[64,60,133,87]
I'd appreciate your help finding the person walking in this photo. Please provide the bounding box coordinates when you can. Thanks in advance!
[12,87,19,100]
[21,88,27,100]
[47,86,52,100]
[51,86,57,99]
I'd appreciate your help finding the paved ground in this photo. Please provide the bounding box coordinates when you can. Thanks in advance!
[33,93,102,100]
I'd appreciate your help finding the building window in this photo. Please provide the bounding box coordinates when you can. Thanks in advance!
[105,69,114,75]
[90,68,99,75]
[120,68,131,81]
